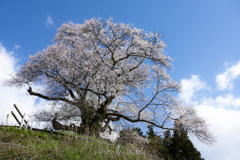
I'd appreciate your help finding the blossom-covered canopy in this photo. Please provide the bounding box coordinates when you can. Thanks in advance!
[7,17,215,144]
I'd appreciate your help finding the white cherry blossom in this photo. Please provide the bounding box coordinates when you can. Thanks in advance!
[6,17,215,143]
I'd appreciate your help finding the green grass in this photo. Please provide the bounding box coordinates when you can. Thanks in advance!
[0,126,154,160]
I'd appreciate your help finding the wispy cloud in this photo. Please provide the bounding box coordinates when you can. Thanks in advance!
[46,14,55,27]
[179,75,208,104]
[13,45,21,50]
[216,61,240,90]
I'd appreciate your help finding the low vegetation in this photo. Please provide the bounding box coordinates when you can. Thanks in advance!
[0,126,154,160]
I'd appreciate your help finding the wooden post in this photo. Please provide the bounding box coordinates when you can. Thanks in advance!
[14,104,28,124]
[50,129,53,136]
[12,104,31,129]
[25,119,30,130]
[11,111,21,125]
[20,113,26,129]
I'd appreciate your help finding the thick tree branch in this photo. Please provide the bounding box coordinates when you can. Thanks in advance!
[27,86,77,105]
[106,112,172,130]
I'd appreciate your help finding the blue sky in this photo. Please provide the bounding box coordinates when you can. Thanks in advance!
[2,0,240,88]
[1,1,240,159]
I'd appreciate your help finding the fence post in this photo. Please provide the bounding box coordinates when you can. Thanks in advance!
[11,111,21,125]
[50,129,53,136]
[25,119,30,130]
[14,104,28,124]
[20,113,26,129]
[11,104,31,130]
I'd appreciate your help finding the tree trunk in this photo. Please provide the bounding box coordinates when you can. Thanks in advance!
[78,112,103,138]
[78,120,102,138]
[77,98,112,137]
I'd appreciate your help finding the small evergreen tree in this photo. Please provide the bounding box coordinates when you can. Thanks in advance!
[146,125,173,160]
[146,125,156,139]
[168,123,204,160]
[163,130,172,148]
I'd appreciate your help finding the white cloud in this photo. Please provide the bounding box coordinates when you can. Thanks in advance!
[179,75,208,104]
[46,14,55,27]
[200,94,240,110]
[215,94,240,109]
[216,61,240,90]
[0,43,38,126]
[191,105,240,160]
[0,43,15,80]
[13,45,21,50]
[180,73,240,160]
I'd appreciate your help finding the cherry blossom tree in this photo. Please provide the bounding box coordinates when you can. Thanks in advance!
[7,17,215,144]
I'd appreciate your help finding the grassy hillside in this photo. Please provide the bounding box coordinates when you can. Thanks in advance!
[0,126,154,160]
